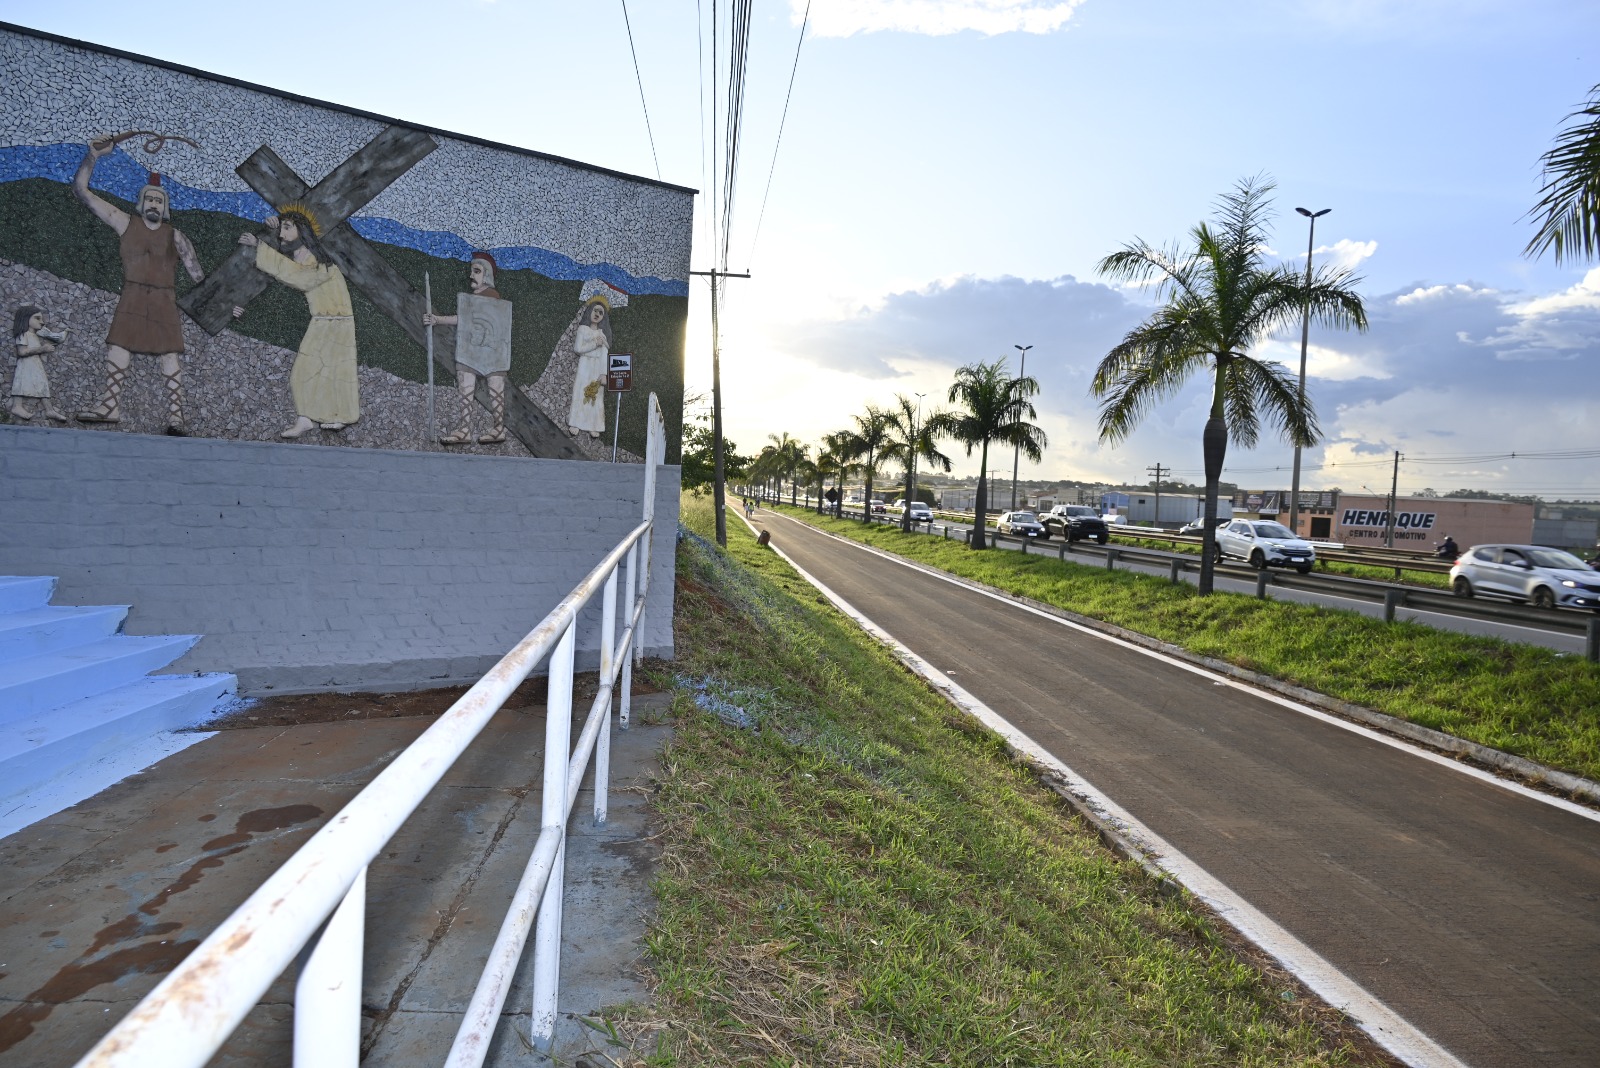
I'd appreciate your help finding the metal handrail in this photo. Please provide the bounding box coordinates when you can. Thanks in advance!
[73,520,652,1068]
[78,393,669,1068]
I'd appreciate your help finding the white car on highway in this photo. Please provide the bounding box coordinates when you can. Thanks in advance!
[1214,519,1316,573]
[1449,544,1600,610]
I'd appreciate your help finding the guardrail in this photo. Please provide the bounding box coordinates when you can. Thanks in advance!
[76,399,667,1068]
[984,530,1600,661]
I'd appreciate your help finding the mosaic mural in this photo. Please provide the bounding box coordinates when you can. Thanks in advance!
[0,23,692,462]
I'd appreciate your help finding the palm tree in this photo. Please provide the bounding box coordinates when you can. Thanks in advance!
[749,445,782,503]
[767,432,807,507]
[841,407,892,524]
[821,430,857,517]
[927,360,1045,550]
[1526,83,1600,264]
[1093,176,1367,594]
[881,393,952,532]
[795,457,822,513]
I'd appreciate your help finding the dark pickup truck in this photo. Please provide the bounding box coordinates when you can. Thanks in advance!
[1041,505,1110,544]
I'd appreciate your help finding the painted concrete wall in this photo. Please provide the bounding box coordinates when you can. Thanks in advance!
[0,424,679,694]
[1,22,690,463]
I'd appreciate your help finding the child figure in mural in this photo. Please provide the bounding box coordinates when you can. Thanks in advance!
[9,306,68,422]
[72,136,207,433]
[233,206,360,439]
[421,251,510,445]
[527,279,630,442]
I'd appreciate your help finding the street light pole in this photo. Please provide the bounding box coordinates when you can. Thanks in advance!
[1289,207,1329,535]
[904,391,925,532]
[1011,343,1032,511]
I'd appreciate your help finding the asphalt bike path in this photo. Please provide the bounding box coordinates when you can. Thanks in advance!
[752,507,1600,1068]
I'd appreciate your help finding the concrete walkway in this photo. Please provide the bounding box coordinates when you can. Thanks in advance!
[0,694,673,1067]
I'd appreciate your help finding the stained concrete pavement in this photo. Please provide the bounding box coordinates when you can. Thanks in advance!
[0,692,673,1066]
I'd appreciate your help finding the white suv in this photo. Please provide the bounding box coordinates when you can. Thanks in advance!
[1214,519,1316,573]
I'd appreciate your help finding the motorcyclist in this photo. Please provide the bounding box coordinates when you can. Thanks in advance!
[1436,534,1459,560]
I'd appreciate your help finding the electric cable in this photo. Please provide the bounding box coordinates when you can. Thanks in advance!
[745,0,811,270]
[619,0,661,180]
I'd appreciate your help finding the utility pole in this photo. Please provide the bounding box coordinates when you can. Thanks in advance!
[1385,450,1401,548]
[690,268,750,546]
[1146,462,1167,527]
[1011,344,1032,510]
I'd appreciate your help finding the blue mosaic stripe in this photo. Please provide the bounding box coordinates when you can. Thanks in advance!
[0,144,688,298]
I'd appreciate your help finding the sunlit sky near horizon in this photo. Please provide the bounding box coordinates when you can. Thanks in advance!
[4,0,1597,498]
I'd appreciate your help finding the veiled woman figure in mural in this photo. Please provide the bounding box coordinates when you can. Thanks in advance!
[527,278,629,441]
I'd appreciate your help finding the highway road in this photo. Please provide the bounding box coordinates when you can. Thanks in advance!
[753,506,1600,1068]
[805,506,1589,657]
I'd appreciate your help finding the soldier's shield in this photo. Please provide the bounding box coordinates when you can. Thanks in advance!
[455,293,513,375]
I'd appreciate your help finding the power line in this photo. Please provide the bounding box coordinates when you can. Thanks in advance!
[618,0,661,180]
[720,0,754,269]
[695,0,713,260]
[745,0,811,269]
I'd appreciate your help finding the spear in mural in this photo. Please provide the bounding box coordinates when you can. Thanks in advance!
[424,270,435,445]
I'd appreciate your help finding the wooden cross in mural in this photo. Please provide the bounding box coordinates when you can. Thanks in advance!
[181,125,582,459]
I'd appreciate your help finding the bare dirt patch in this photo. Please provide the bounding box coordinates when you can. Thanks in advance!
[207,664,670,730]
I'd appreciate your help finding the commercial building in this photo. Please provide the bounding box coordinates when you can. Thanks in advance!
[1235,490,1536,549]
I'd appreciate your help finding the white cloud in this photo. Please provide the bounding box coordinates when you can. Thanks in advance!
[1304,342,1389,382]
[797,0,1087,38]
[1318,238,1378,273]
[1394,282,1497,306]
[1505,266,1600,317]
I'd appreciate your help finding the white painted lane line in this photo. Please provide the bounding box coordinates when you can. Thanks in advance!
[740,512,1470,1068]
[758,509,1600,825]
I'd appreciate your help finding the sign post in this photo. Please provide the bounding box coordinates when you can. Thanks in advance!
[606,353,633,462]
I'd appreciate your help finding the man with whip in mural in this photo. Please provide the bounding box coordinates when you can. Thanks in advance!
[72,131,205,433]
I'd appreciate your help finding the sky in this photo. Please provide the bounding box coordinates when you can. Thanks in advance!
[4,0,1598,499]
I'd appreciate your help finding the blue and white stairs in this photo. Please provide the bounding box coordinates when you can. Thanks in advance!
[0,575,237,838]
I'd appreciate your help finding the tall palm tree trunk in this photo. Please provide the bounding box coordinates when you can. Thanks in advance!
[862,455,875,524]
[1197,369,1230,594]
[972,440,990,549]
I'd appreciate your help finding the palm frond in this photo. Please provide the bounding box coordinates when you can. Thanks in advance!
[1526,84,1600,264]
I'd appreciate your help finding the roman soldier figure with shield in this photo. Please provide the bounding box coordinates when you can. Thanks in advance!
[422,251,511,444]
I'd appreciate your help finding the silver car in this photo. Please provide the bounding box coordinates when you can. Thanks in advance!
[1449,544,1600,610]
[995,510,1046,538]
[1215,519,1316,573]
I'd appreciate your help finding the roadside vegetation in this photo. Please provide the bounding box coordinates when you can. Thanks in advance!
[758,501,1600,782]
[635,494,1396,1066]
[1110,534,1453,590]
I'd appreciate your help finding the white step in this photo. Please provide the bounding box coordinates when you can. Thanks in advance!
[0,721,222,841]
[0,673,236,820]
[0,633,201,724]
[0,604,130,665]
[0,576,55,613]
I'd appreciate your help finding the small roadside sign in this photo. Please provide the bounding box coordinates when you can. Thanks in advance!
[606,353,633,392]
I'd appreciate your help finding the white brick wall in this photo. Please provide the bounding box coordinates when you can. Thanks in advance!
[0,425,678,694]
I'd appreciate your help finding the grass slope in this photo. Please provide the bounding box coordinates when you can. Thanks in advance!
[633,495,1398,1066]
